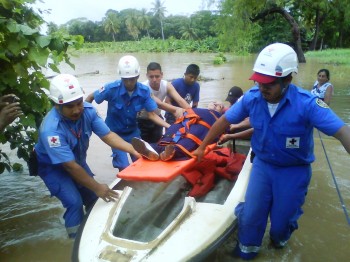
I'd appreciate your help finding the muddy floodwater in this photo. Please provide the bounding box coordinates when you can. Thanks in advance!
[1,53,350,261]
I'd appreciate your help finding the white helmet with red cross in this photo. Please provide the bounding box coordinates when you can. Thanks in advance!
[49,74,84,104]
[250,43,298,83]
[117,55,140,78]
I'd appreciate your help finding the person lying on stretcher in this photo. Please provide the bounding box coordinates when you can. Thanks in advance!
[132,101,226,161]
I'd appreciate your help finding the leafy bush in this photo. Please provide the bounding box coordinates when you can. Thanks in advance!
[0,0,83,173]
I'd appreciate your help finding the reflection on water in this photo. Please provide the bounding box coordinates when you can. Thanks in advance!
[1,53,350,261]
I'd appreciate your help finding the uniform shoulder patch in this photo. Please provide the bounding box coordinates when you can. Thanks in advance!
[48,136,61,147]
[316,98,329,108]
[98,86,105,93]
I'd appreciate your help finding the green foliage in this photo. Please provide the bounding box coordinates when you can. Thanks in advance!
[76,37,221,54]
[0,0,83,173]
[305,49,350,66]
[216,0,261,54]
[254,13,294,52]
[56,6,219,43]
[213,53,227,65]
[217,0,350,53]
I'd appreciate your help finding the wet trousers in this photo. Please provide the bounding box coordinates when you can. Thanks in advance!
[234,157,312,259]
[40,169,97,238]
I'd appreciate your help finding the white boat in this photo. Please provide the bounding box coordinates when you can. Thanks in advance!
[72,142,252,262]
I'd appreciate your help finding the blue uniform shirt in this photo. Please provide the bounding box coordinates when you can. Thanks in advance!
[35,102,110,175]
[94,80,157,134]
[171,78,200,107]
[225,84,344,166]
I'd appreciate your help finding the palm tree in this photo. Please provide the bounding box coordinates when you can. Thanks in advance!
[151,0,167,40]
[103,11,120,42]
[138,8,151,38]
[125,10,141,40]
[180,20,199,40]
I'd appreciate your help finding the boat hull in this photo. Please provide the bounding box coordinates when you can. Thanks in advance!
[73,146,252,262]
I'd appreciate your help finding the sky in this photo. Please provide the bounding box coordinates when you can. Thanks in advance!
[33,0,208,25]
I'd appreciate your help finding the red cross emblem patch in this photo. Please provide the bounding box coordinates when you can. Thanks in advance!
[48,136,61,147]
[286,137,300,148]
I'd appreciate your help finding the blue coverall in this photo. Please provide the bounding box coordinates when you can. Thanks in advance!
[225,84,344,259]
[35,102,110,237]
[94,80,157,170]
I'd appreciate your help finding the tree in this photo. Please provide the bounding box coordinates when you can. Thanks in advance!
[151,0,167,40]
[138,8,151,38]
[294,0,330,51]
[218,0,306,62]
[0,0,83,174]
[46,22,58,35]
[125,10,141,40]
[103,10,120,42]
[216,0,260,54]
[65,18,98,42]
[180,19,199,40]
[250,4,306,63]
[191,10,218,39]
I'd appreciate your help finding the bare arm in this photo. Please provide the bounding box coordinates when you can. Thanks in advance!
[229,117,251,132]
[166,82,191,109]
[153,95,178,114]
[219,128,254,144]
[323,85,333,105]
[152,96,184,119]
[193,115,231,162]
[333,125,350,154]
[85,92,95,103]
[147,111,171,128]
[62,161,119,202]
[101,131,141,159]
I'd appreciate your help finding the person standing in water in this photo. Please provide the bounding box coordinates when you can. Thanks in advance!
[86,55,170,170]
[310,69,334,105]
[194,43,350,260]
[35,74,140,238]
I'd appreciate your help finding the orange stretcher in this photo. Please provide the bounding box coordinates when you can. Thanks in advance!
[117,144,217,182]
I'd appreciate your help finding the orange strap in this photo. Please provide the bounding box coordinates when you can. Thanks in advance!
[165,108,219,158]
[184,133,203,146]
[174,144,195,158]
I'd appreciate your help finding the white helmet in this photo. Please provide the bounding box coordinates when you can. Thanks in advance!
[49,74,84,104]
[250,43,298,83]
[117,55,140,78]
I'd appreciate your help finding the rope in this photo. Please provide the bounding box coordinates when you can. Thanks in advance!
[317,130,350,226]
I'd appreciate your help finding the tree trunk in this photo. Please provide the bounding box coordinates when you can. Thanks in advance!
[309,10,320,51]
[250,6,306,63]
[160,19,165,41]
[319,38,323,51]
[309,10,326,51]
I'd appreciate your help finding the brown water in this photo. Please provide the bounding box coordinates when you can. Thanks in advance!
[1,53,349,261]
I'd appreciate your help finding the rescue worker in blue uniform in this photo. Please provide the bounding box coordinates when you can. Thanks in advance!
[194,43,350,260]
[35,74,141,238]
[86,55,170,170]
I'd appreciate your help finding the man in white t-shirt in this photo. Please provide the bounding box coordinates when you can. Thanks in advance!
[138,62,190,143]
